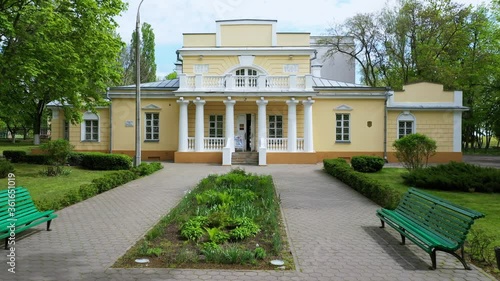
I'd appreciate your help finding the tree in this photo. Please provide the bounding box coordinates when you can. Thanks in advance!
[0,0,127,144]
[166,71,178,80]
[120,22,157,85]
[393,133,437,171]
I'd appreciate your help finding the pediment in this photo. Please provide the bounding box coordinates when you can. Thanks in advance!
[142,104,161,110]
[334,104,353,111]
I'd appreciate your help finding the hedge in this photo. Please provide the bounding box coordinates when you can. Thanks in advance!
[34,162,163,211]
[3,150,27,163]
[402,161,500,193]
[351,155,385,173]
[323,158,401,209]
[79,152,132,170]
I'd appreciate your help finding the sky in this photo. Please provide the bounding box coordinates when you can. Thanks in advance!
[115,0,487,80]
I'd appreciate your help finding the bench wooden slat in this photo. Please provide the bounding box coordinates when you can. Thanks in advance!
[0,187,57,248]
[376,187,484,270]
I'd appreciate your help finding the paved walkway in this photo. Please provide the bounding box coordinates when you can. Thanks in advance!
[1,164,496,281]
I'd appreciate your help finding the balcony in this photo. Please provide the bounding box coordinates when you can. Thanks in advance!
[178,74,314,92]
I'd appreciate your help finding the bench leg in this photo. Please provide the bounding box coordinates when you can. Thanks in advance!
[431,246,471,270]
[4,238,7,250]
[46,220,52,231]
[430,249,437,270]
[380,220,385,228]
[400,234,406,245]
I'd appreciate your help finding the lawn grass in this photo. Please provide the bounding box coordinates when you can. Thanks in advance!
[0,163,115,204]
[0,140,39,154]
[366,168,500,255]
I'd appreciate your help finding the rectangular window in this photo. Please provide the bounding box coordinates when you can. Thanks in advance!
[84,120,98,141]
[398,121,414,139]
[269,115,283,138]
[145,113,159,141]
[209,115,223,138]
[335,113,350,142]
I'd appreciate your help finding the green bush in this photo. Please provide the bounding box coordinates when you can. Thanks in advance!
[402,162,500,193]
[393,133,437,171]
[40,139,73,166]
[91,170,138,193]
[351,155,385,173]
[323,158,401,209]
[3,150,26,163]
[0,159,14,178]
[68,152,85,166]
[131,162,163,176]
[80,152,132,170]
[24,154,51,165]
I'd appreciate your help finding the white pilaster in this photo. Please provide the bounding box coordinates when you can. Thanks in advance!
[256,97,268,146]
[286,98,299,152]
[224,97,236,152]
[194,97,206,152]
[177,98,190,152]
[302,98,315,152]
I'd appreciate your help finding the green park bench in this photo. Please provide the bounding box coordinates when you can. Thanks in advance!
[1,187,58,249]
[376,188,484,270]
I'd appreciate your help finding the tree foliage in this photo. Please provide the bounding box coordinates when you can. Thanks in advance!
[120,22,157,85]
[393,133,437,171]
[0,0,127,144]
[324,0,500,150]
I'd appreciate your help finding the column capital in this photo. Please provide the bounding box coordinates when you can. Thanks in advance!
[302,98,315,106]
[177,97,190,105]
[256,97,268,106]
[193,97,206,106]
[223,98,236,106]
[286,98,299,106]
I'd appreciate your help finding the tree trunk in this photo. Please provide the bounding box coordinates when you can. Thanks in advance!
[33,100,46,145]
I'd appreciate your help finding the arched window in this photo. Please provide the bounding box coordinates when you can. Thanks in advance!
[234,68,259,88]
[397,111,416,139]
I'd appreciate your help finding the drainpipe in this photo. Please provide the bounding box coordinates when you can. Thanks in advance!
[383,87,391,163]
[107,88,113,154]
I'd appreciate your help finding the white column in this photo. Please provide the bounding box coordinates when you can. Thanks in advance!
[194,97,205,152]
[224,97,236,152]
[302,98,315,152]
[177,97,189,152]
[256,97,268,146]
[286,98,299,152]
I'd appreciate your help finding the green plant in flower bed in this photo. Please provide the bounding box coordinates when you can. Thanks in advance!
[114,169,292,269]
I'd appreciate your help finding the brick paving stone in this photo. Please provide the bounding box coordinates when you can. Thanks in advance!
[0,163,496,281]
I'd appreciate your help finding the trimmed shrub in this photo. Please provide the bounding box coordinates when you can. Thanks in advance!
[80,152,132,170]
[91,170,138,192]
[131,162,163,176]
[0,159,14,178]
[68,152,85,166]
[24,154,51,165]
[40,139,73,166]
[351,156,385,173]
[3,150,26,163]
[402,161,500,193]
[393,133,437,171]
[323,158,401,209]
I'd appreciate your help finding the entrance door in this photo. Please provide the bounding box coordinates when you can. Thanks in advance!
[236,114,255,151]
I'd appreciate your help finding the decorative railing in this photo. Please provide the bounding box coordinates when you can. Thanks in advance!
[187,137,195,151]
[204,137,225,151]
[178,74,313,92]
[297,138,305,152]
[267,138,287,152]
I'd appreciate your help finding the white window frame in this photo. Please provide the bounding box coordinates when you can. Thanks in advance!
[268,115,283,138]
[234,68,258,88]
[397,112,416,139]
[335,113,350,142]
[81,112,99,142]
[209,115,224,138]
[145,112,160,141]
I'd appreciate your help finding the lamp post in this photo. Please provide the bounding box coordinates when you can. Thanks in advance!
[135,0,145,167]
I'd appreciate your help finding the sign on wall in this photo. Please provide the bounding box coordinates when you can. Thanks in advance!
[283,64,299,73]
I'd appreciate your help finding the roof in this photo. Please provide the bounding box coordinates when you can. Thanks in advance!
[312,77,373,88]
[111,79,179,90]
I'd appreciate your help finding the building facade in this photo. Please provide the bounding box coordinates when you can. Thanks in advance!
[49,19,467,164]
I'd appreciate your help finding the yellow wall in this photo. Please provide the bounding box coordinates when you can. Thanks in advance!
[394,83,455,103]
[111,98,179,152]
[387,111,454,152]
[65,108,110,152]
[313,99,386,152]
[50,109,64,140]
[276,33,310,46]
[221,25,273,46]
[183,33,216,47]
[182,55,310,76]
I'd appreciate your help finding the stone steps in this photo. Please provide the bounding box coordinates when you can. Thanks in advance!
[231,152,258,165]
